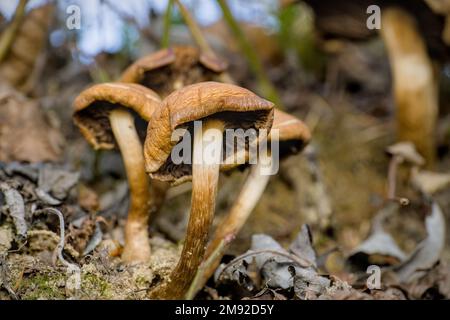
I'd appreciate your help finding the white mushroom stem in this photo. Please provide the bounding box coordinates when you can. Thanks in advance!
[186,151,272,299]
[151,119,224,299]
[380,8,438,165]
[109,108,151,263]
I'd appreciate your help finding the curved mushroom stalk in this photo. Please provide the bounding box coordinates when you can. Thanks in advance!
[207,151,272,257]
[150,119,224,299]
[380,8,438,165]
[109,109,151,263]
[186,152,272,299]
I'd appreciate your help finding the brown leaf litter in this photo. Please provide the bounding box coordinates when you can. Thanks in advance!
[0,85,64,162]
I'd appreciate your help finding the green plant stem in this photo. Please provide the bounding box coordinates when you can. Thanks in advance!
[161,0,175,48]
[174,0,214,56]
[216,0,282,107]
[0,0,28,63]
[174,0,234,84]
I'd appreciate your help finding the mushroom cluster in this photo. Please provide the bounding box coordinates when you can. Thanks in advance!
[144,81,274,298]
[73,51,311,299]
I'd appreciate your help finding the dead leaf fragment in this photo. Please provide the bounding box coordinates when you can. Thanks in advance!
[0,225,14,254]
[0,182,27,238]
[78,184,99,213]
[348,204,406,268]
[217,228,331,298]
[394,202,446,283]
[411,169,450,195]
[37,165,79,201]
[0,87,64,162]
[82,222,103,256]
[289,224,317,267]
[0,4,54,90]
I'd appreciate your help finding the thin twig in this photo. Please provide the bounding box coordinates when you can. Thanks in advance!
[33,208,79,270]
[216,0,282,107]
[0,0,28,63]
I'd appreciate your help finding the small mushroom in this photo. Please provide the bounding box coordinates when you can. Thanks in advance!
[188,109,311,298]
[144,81,274,299]
[385,141,425,204]
[386,141,426,167]
[120,46,227,98]
[73,82,162,263]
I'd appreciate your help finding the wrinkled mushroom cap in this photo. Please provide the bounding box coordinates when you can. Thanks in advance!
[73,82,161,150]
[144,81,274,185]
[270,109,311,158]
[120,46,227,98]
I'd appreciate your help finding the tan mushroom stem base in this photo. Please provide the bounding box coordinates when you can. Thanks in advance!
[150,119,224,299]
[380,8,438,166]
[187,151,272,299]
[109,109,151,263]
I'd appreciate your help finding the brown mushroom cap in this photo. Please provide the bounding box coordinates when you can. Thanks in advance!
[73,82,161,150]
[120,48,176,83]
[120,46,227,97]
[269,109,311,158]
[144,81,274,185]
[221,109,311,171]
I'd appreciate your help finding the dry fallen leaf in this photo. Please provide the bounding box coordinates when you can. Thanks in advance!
[0,86,64,162]
[0,4,54,91]
[216,227,331,299]
[348,204,406,268]
[37,165,79,201]
[394,202,446,283]
[411,168,450,195]
[0,181,27,239]
[78,184,100,213]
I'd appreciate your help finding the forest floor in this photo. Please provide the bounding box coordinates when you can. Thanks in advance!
[1,84,449,300]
